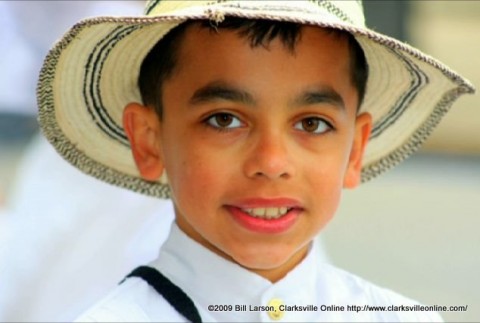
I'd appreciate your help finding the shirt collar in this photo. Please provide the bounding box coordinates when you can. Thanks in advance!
[150,222,319,322]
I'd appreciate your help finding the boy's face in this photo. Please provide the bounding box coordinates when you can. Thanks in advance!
[125,24,371,282]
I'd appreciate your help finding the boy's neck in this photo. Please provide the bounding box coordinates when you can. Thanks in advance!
[174,217,310,283]
[245,247,310,282]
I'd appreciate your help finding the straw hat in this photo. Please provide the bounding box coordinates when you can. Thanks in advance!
[37,0,475,198]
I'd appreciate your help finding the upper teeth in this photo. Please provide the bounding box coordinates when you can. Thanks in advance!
[242,207,289,219]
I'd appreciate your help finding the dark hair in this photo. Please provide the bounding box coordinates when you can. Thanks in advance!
[138,18,368,119]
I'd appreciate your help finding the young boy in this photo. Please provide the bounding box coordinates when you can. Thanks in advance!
[37,0,474,322]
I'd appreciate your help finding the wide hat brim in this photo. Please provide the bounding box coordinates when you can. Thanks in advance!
[37,1,475,198]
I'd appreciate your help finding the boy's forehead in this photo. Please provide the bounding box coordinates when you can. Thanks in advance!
[162,20,358,115]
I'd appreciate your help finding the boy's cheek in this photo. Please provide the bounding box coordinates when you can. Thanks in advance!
[165,148,229,198]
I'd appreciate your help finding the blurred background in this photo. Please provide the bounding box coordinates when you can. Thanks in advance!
[0,1,479,322]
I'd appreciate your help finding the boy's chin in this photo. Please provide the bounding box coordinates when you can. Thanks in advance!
[228,243,310,282]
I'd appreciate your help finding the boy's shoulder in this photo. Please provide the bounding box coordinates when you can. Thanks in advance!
[74,262,443,323]
[74,276,183,323]
[318,263,443,322]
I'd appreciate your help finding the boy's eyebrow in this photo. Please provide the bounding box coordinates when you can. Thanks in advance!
[189,82,256,106]
[292,87,345,110]
[189,82,345,110]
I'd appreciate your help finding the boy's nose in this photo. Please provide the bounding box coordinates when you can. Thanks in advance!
[243,131,296,180]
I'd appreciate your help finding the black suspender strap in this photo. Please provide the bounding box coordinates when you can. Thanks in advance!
[123,266,203,323]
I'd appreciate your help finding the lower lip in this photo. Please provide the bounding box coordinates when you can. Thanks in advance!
[226,206,301,234]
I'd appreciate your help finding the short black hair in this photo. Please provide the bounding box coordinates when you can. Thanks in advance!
[138,18,368,119]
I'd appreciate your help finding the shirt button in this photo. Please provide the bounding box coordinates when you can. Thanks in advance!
[267,298,284,320]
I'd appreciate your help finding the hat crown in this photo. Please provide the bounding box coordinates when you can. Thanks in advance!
[144,0,365,27]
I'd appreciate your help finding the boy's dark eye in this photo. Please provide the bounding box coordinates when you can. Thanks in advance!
[294,117,331,134]
[215,114,233,127]
[206,113,242,129]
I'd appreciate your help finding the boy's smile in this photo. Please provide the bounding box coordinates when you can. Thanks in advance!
[225,197,303,234]
[125,23,371,282]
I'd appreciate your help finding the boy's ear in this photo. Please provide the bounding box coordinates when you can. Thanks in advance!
[123,102,164,181]
[343,112,372,189]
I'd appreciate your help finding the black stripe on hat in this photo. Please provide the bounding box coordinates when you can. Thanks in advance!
[145,0,161,15]
[370,47,429,139]
[83,25,142,146]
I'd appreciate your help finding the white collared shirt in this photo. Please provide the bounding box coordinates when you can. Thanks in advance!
[76,223,442,322]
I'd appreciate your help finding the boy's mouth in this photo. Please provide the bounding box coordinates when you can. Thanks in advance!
[228,197,302,219]
[225,198,303,233]
[226,205,301,234]
[240,207,292,219]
